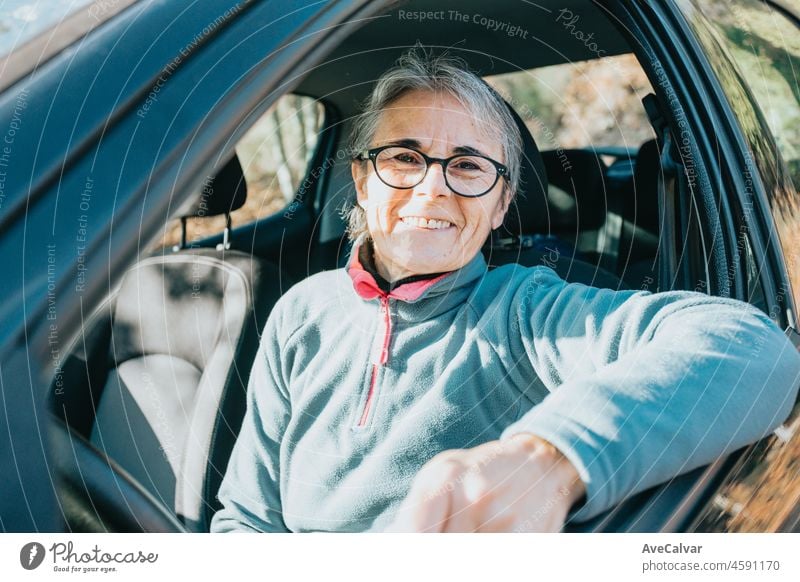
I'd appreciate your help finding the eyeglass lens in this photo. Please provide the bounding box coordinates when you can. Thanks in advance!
[374,147,498,196]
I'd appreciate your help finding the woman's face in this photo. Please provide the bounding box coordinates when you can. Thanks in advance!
[352,89,510,281]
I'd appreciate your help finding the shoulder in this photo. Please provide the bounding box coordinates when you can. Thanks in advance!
[488,262,564,286]
[268,267,355,334]
[476,263,568,303]
[478,262,655,316]
[461,263,563,319]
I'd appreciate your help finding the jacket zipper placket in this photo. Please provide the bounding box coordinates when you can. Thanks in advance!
[357,295,392,427]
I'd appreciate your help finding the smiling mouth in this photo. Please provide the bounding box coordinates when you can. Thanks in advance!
[400,216,454,230]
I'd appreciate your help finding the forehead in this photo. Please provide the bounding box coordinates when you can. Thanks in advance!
[372,89,502,157]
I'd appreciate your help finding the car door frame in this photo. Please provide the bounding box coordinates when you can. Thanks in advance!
[562,0,799,533]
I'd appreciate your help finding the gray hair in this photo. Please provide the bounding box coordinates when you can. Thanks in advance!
[344,47,523,242]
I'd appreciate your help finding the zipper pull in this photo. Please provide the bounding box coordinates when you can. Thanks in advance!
[379,297,391,365]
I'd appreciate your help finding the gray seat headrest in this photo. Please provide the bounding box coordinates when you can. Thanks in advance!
[180,154,248,218]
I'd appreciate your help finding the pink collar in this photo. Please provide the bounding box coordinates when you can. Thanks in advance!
[347,244,450,302]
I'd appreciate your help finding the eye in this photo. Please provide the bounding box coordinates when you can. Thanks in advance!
[453,159,480,171]
[450,156,490,173]
[392,152,423,165]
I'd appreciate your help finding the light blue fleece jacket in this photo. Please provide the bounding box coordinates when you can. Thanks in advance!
[210,242,800,532]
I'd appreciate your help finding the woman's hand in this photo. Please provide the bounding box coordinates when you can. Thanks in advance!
[386,434,585,532]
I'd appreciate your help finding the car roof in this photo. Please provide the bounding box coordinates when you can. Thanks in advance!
[296,0,631,114]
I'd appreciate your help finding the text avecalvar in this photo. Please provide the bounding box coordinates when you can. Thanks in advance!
[642,544,702,554]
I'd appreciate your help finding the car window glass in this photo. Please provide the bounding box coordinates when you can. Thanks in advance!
[679,0,800,310]
[0,0,94,55]
[484,53,655,150]
[697,1,799,186]
[156,94,324,248]
[681,0,800,532]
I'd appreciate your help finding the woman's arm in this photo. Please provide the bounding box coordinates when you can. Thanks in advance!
[210,309,291,533]
[389,268,800,531]
[503,271,800,522]
[386,432,586,532]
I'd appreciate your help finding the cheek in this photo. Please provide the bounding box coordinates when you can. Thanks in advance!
[363,183,406,230]
[362,177,385,213]
[459,199,497,235]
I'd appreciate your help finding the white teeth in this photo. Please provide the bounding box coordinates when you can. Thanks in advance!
[401,217,453,229]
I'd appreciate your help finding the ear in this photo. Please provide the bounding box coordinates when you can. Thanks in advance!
[351,160,368,209]
[490,187,512,230]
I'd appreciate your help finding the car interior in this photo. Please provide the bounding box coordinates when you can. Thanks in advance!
[47,0,711,532]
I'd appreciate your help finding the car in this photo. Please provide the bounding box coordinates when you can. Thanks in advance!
[0,0,798,533]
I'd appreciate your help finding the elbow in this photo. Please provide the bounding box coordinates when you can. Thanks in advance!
[738,323,800,437]
[768,342,800,428]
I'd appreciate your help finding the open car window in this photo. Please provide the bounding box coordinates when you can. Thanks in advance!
[154,93,325,250]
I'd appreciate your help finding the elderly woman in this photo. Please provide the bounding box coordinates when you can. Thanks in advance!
[211,49,800,533]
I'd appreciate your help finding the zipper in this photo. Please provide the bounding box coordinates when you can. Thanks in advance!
[357,296,392,427]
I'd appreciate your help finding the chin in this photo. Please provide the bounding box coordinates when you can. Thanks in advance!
[410,253,471,275]
[393,244,451,270]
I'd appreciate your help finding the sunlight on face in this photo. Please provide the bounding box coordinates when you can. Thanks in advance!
[352,90,510,281]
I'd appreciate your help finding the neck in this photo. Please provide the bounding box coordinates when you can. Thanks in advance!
[371,245,417,283]
[356,241,453,295]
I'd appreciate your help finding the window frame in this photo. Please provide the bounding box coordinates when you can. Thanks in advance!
[558,0,795,533]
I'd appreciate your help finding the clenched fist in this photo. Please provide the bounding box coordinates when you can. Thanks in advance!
[386,433,585,532]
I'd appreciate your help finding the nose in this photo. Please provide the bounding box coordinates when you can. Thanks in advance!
[415,160,451,198]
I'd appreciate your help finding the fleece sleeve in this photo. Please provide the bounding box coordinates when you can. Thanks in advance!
[210,302,291,533]
[501,267,800,522]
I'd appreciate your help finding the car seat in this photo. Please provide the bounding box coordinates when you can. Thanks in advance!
[540,148,610,262]
[483,103,624,290]
[618,139,662,290]
[49,154,289,531]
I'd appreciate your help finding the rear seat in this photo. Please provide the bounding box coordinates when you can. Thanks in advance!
[618,139,661,290]
[540,148,609,261]
[483,102,625,290]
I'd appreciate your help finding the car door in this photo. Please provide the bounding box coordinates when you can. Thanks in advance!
[554,0,800,532]
[667,0,800,533]
[0,0,383,532]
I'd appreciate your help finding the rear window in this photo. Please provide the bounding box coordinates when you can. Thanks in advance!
[484,53,655,151]
[155,93,325,249]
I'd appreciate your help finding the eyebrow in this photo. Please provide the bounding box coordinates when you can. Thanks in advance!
[378,138,492,158]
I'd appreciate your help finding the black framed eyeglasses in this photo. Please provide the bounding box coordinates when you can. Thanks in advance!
[356,145,509,198]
